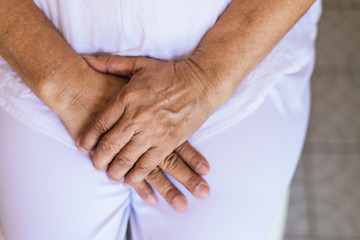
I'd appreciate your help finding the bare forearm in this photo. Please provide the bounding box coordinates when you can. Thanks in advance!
[0,0,86,113]
[190,0,316,109]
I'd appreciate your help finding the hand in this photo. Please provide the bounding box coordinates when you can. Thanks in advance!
[55,60,128,140]
[0,0,213,211]
[58,59,210,211]
[130,141,210,211]
[78,55,216,186]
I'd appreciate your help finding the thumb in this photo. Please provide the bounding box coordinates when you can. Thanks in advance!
[83,55,141,77]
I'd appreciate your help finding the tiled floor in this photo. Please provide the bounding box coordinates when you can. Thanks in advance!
[284,0,360,240]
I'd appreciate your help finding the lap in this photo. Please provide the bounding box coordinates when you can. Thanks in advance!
[0,107,131,240]
[0,83,309,240]
[130,86,309,239]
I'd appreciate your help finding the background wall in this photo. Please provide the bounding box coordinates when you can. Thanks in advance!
[284,0,360,239]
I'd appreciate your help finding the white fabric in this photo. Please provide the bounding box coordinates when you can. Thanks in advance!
[0,1,323,239]
[0,0,322,149]
[0,66,311,239]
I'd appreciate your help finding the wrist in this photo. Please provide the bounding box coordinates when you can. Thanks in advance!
[38,57,89,115]
[184,53,235,113]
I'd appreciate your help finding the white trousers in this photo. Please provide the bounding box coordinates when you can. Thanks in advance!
[0,79,310,240]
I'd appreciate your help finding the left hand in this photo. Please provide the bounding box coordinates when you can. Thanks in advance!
[78,55,216,186]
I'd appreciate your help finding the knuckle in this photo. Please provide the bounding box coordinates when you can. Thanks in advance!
[135,163,152,176]
[185,175,201,189]
[175,142,186,152]
[146,168,162,183]
[156,121,170,133]
[114,91,127,107]
[162,114,177,128]
[124,177,135,186]
[121,86,137,101]
[124,174,143,186]
[182,148,204,165]
[92,115,107,134]
[114,154,134,168]
[188,152,203,165]
[159,153,179,172]
[164,185,180,200]
[133,107,149,122]
[98,137,117,154]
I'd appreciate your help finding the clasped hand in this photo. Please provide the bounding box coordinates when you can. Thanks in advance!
[77,55,215,210]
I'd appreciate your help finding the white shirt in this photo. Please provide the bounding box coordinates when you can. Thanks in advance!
[0,0,322,148]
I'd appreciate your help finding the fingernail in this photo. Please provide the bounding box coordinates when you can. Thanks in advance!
[146,194,158,206]
[194,183,210,199]
[172,196,187,211]
[123,181,132,189]
[196,162,209,175]
[77,145,88,154]
[76,139,88,154]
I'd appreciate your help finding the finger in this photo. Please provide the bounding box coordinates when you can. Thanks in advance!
[83,55,142,77]
[176,141,210,175]
[145,168,187,211]
[131,181,158,206]
[159,152,210,199]
[89,122,135,171]
[125,147,166,185]
[78,94,126,153]
[107,139,150,182]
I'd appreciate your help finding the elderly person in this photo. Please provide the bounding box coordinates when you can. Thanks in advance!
[0,0,321,239]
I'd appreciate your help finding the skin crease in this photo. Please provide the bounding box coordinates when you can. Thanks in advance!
[78,0,316,187]
[0,0,317,211]
[0,0,211,211]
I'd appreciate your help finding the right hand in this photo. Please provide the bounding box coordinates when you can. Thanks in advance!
[55,58,210,211]
[130,141,210,211]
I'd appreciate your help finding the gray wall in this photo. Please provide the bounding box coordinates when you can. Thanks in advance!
[285,0,360,239]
